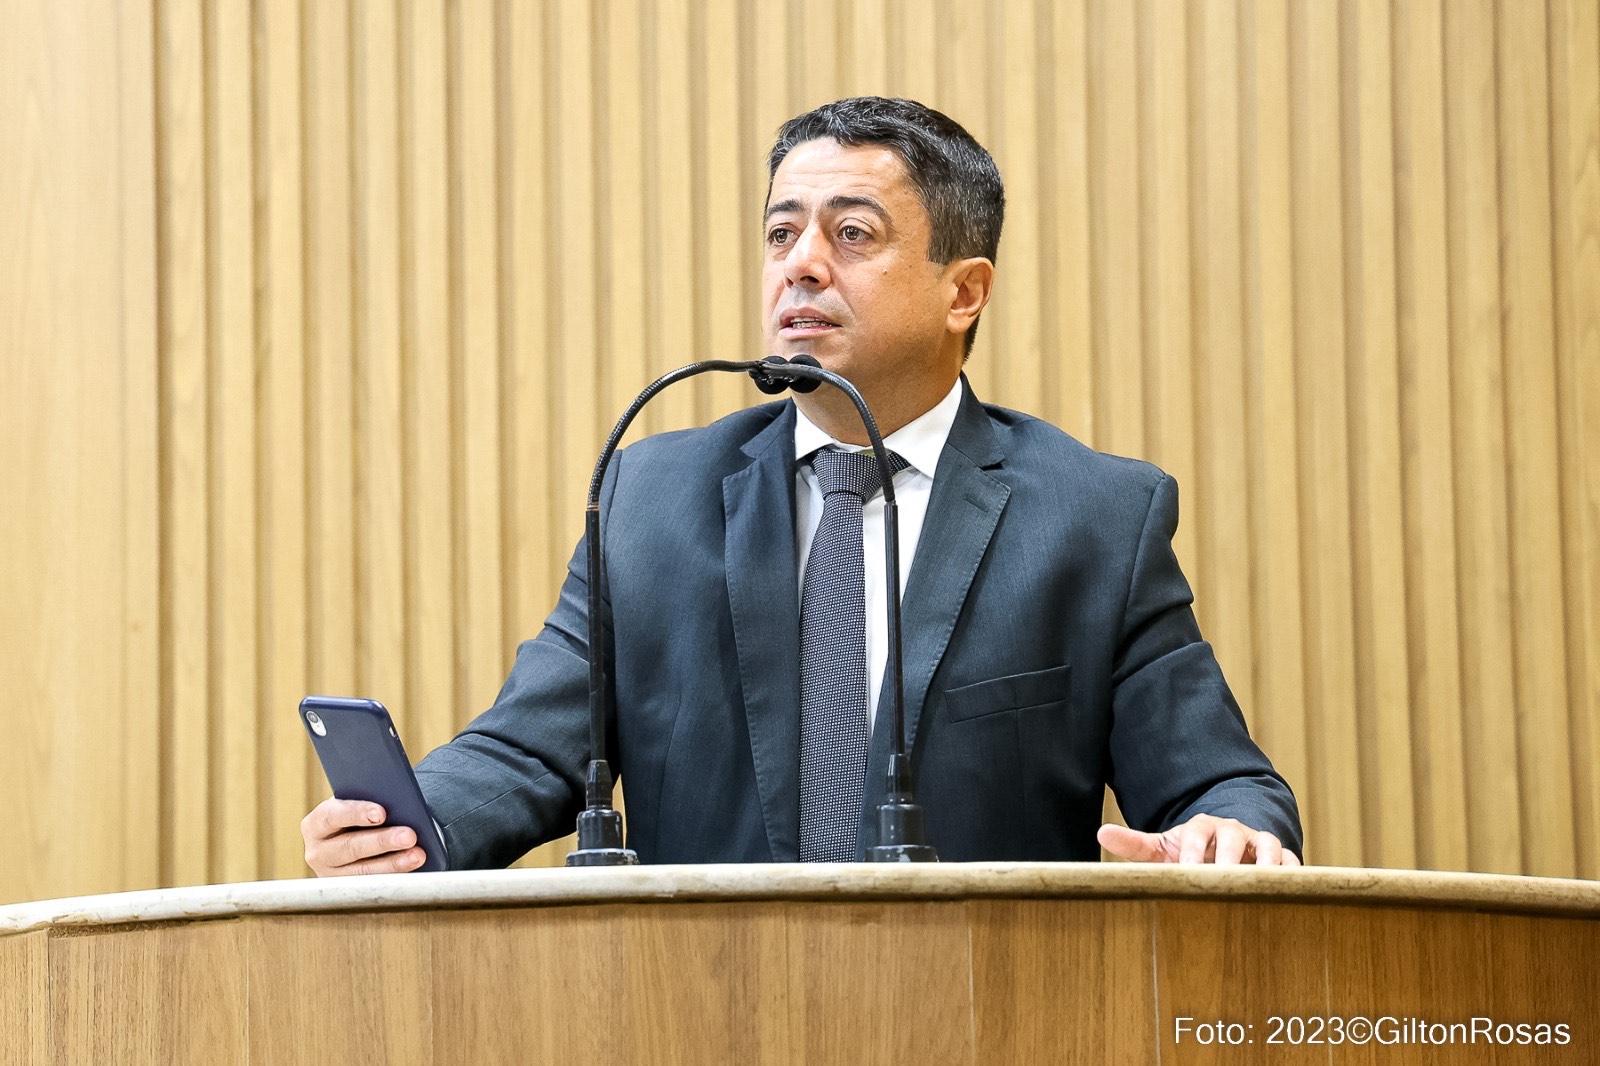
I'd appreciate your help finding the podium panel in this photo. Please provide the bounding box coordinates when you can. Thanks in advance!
[2,864,1596,1063]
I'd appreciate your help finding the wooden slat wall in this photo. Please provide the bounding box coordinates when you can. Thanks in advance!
[2,0,1597,903]
[1,0,161,904]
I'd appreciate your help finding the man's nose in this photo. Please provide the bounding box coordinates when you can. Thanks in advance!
[782,223,831,288]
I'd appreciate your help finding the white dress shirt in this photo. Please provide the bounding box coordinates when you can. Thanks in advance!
[793,377,964,730]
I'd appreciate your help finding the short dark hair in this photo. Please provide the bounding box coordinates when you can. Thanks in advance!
[767,97,1005,358]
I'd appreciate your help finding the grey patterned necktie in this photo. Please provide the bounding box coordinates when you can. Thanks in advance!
[798,447,909,862]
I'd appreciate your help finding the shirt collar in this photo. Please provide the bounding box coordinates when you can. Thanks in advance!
[792,376,963,479]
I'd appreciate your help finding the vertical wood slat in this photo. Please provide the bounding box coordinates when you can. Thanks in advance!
[1242,0,1312,833]
[749,2,794,187]
[1392,0,1470,873]
[1495,0,1576,879]
[647,0,696,435]
[505,2,555,648]
[750,0,792,388]
[400,0,456,761]
[157,0,213,888]
[599,1,647,434]
[798,0,840,107]
[1193,0,1258,731]
[209,0,259,885]
[1088,0,1145,462]
[893,0,939,124]
[1346,0,1416,868]
[993,0,1042,407]
[687,0,712,421]
[352,3,407,740]
[453,0,506,717]
[8,0,1600,905]
[1044,0,1094,441]
[303,0,357,816]
[1444,0,1522,874]
[120,0,163,893]
[1549,0,1600,882]
[549,0,597,510]
[1291,0,1363,865]
[1141,0,1196,575]
[259,0,311,881]
[848,0,890,95]
[943,0,993,400]
[703,0,750,422]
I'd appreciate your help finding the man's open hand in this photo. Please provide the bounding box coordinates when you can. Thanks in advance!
[1097,813,1301,866]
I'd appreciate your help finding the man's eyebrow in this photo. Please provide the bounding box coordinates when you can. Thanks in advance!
[763,197,801,221]
[822,195,889,218]
[762,195,891,222]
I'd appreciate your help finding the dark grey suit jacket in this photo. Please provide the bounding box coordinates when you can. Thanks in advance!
[416,378,1303,866]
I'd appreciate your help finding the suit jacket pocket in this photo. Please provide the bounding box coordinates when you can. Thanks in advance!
[944,663,1072,723]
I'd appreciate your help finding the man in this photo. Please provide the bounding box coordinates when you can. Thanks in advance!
[303,97,1302,875]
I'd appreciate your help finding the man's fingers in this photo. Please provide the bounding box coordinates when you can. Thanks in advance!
[1249,831,1284,865]
[305,797,386,837]
[305,826,415,875]
[323,825,416,870]
[335,847,428,878]
[1097,823,1169,862]
[1178,818,1215,864]
[1101,818,1305,867]
[1214,823,1250,865]
[301,796,412,876]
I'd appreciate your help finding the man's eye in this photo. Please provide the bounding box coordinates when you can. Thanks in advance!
[840,225,867,241]
[768,228,792,245]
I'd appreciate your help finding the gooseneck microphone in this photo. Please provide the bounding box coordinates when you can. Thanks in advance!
[567,359,758,866]
[747,355,937,862]
[565,354,937,865]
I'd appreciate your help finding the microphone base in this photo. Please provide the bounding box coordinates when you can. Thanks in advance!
[565,805,640,867]
[868,798,940,863]
[566,848,641,867]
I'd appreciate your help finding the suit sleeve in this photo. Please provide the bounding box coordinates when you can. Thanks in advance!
[1105,473,1305,859]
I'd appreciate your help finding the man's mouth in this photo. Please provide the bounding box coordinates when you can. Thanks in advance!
[780,313,841,337]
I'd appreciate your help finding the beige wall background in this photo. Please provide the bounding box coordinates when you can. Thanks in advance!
[2,0,1597,904]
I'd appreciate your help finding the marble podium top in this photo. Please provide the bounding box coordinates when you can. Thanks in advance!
[3,862,1598,937]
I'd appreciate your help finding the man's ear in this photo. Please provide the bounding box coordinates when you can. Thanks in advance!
[945,257,996,337]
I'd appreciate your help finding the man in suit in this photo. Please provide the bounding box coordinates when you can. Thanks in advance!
[303,97,1302,874]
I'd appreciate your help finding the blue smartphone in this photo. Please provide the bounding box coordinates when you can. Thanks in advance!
[299,695,450,872]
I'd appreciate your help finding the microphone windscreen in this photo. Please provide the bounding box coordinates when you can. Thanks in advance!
[751,355,792,395]
[786,353,823,393]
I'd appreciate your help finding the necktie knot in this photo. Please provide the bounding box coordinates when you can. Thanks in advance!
[810,448,908,502]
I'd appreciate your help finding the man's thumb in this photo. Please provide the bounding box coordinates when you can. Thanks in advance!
[1097,823,1165,862]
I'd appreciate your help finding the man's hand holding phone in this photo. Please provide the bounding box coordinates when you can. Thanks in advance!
[301,798,429,877]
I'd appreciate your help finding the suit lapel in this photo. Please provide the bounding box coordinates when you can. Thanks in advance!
[886,378,1010,761]
[723,403,801,860]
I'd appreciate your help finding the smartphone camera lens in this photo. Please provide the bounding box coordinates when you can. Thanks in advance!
[305,710,327,737]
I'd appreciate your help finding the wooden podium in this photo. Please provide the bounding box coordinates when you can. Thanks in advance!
[3,864,1597,1063]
